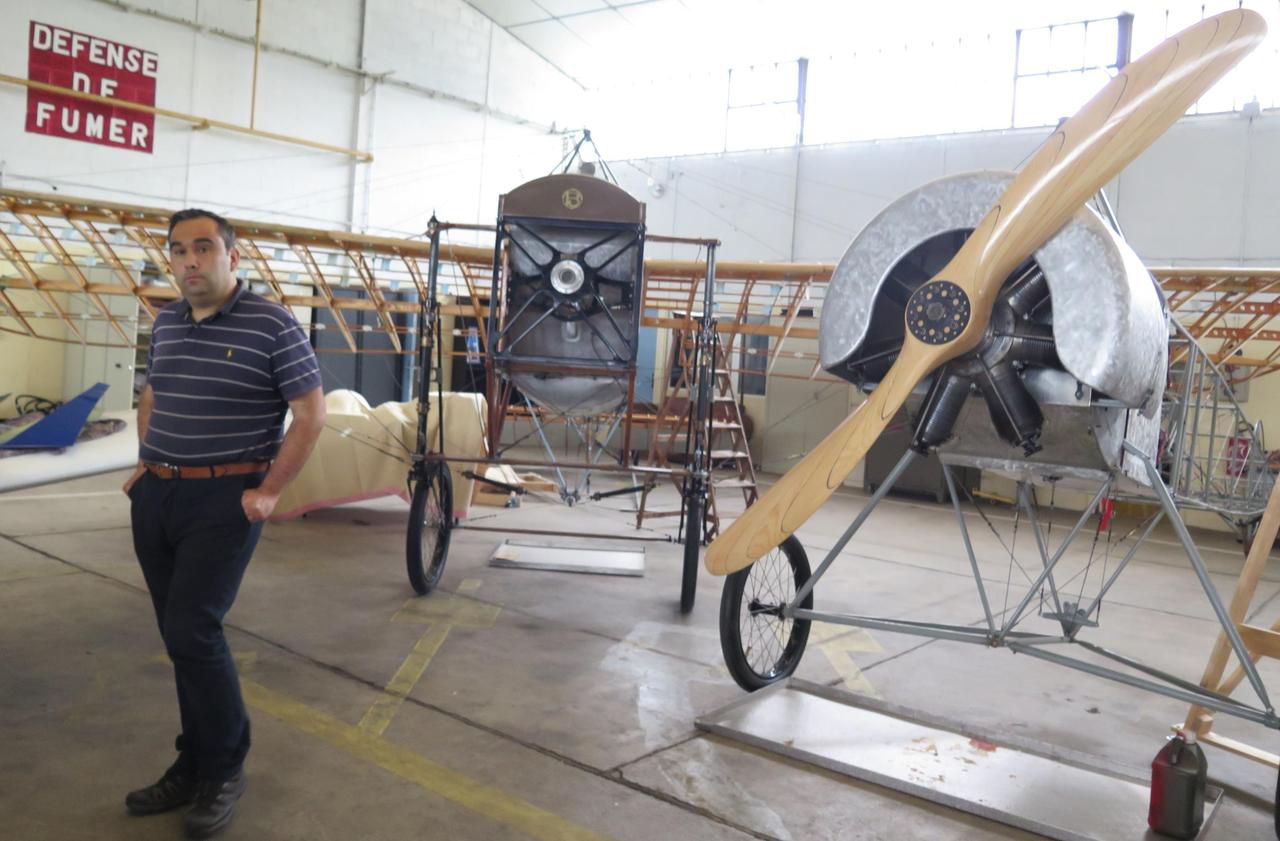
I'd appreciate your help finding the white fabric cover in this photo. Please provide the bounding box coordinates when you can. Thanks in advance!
[272,389,487,521]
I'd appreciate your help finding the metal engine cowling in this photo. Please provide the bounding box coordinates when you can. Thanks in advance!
[819,171,1168,491]
[492,174,646,417]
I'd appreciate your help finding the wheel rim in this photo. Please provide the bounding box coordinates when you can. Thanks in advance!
[421,478,444,560]
[738,543,799,679]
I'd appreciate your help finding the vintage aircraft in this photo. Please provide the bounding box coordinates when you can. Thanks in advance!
[694,8,1280,835]
[3,14,1280,826]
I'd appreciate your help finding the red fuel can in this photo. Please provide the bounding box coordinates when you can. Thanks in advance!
[1148,730,1207,839]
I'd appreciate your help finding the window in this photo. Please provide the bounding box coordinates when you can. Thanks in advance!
[806,36,1015,144]
[1012,14,1131,128]
[584,71,728,160]
[586,2,1280,157]
[1128,1,1279,114]
[739,314,768,396]
[725,60,805,151]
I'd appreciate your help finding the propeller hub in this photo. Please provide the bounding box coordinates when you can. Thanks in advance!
[906,280,970,345]
[550,258,586,295]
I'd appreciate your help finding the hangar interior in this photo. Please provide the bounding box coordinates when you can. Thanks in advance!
[5,1,1280,840]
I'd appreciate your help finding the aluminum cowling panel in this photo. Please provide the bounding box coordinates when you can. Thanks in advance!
[819,171,1165,416]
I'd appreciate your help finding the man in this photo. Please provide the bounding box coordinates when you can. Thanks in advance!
[121,209,326,838]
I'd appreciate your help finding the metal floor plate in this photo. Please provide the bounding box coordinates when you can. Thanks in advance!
[489,539,645,576]
[697,679,1222,841]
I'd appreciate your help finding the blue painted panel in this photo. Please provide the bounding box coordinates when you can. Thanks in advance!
[636,309,658,404]
[4,383,109,450]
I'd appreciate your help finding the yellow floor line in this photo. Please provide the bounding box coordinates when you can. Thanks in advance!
[0,569,79,584]
[243,679,612,841]
[363,580,501,737]
[357,623,452,737]
[813,623,883,697]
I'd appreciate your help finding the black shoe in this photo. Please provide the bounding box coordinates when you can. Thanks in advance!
[182,771,246,839]
[125,765,198,816]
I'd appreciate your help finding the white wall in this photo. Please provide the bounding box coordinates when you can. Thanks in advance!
[1,0,581,229]
[0,0,582,406]
[616,111,1280,264]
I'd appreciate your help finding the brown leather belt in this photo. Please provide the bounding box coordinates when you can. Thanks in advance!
[143,461,270,480]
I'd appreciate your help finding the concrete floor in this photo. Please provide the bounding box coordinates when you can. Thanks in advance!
[3,465,1279,840]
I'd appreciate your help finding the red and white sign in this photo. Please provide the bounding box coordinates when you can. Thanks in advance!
[25,21,158,153]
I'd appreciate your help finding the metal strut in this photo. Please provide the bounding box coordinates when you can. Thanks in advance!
[779,440,1279,729]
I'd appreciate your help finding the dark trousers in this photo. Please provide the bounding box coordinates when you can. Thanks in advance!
[129,471,264,783]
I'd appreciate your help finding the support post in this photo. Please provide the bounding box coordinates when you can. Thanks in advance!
[1183,462,1280,734]
[251,0,263,129]
[1130,442,1273,714]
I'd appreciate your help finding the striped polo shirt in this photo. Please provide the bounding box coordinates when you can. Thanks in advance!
[140,282,322,467]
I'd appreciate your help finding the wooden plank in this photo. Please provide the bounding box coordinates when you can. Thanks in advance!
[515,472,558,493]
[472,487,516,507]
[1197,729,1280,768]
[471,465,522,507]
[1237,624,1280,660]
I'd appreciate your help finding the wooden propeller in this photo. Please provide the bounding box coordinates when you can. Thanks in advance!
[705,9,1266,576]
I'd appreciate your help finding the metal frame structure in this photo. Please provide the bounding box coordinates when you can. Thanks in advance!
[481,190,648,489]
[717,318,1280,829]
[779,445,1277,729]
[718,434,1280,831]
[1157,319,1273,535]
[407,217,722,613]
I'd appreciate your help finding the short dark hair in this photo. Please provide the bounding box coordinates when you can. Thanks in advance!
[168,208,236,250]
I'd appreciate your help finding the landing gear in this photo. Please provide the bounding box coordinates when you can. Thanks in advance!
[406,465,453,595]
[680,491,703,614]
[719,536,812,690]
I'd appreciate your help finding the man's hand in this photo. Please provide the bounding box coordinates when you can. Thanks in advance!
[241,488,280,523]
[123,464,146,495]
[244,388,324,525]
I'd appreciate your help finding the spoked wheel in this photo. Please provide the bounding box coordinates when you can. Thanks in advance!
[719,535,812,691]
[406,466,453,595]
[680,490,704,615]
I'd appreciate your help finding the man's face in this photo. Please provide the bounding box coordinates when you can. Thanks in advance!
[169,217,239,311]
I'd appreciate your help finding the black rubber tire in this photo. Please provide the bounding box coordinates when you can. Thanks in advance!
[680,491,703,614]
[406,466,452,595]
[719,535,812,691]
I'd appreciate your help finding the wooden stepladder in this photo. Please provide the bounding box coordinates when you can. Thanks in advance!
[637,317,758,541]
[1182,473,1280,770]
[703,343,759,539]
